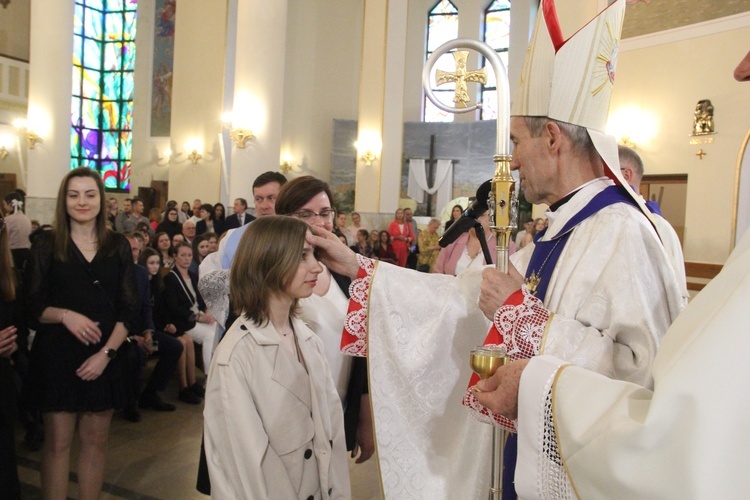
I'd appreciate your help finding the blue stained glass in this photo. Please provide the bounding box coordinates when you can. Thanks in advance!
[430,0,457,15]
[104,43,122,71]
[123,13,137,39]
[487,0,511,10]
[82,69,101,99]
[71,0,138,191]
[72,67,82,95]
[101,100,119,129]
[73,35,84,66]
[102,71,118,98]
[74,5,84,33]
[121,74,134,100]
[122,43,136,70]
[84,9,103,40]
[86,0,104,11]
[105,13,123,40]
[83,38,101,67]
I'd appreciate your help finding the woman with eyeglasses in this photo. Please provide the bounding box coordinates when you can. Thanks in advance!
[0,214,22,499]
[275,176,374,464]
[25,167,137,499]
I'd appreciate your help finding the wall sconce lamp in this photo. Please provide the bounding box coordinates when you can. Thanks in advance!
[221,112,254,149]
[0,146,8,160]
[279,152,298,174]
[360,150,377,167]
[157,148,172,166]
[187,149,203,164]
[354,135,382,167]
[13,119,43,149]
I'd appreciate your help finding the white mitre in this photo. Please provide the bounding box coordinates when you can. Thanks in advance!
[512,0,655,222]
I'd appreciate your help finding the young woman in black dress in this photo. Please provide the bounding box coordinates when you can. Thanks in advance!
[25,167,137,499]
[0,215,21,499]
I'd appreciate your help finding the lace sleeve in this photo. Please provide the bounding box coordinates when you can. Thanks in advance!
[198,269,230,328]
[537,387,575,499]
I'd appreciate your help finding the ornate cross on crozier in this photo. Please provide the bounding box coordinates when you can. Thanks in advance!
[435,51,487,108]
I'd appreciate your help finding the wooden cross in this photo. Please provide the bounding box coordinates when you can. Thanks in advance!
[435,51,487,108]
[696,149,707,160]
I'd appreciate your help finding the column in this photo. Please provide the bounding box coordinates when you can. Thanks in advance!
[25,0,76,222]
[225,0,289,204]
[168,0,227,204]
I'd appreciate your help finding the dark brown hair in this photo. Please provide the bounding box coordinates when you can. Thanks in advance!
[53,167,111,262]
[230,216,307,325]
[275,176,334,215]
[0,219,15,301]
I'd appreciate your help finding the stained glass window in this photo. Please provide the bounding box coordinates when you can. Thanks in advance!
[424,0,459,122]
[481,0,511,120]
[71,0,138,192]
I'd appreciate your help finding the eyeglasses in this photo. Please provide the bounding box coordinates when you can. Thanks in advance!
[291,209,335,222]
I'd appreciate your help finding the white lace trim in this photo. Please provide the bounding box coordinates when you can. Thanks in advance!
[341,254,376,357]
[538,371,575,499]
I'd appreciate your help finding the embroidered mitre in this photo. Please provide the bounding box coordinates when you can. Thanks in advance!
[512,0,656,222]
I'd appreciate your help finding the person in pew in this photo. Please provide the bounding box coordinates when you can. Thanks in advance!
[118,247,184,422]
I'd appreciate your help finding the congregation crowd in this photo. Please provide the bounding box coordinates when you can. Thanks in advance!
[0,162,541,499]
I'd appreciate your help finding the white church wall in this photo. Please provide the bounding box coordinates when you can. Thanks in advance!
[282,0,363,182]
[0,0,30,61]
[167,0,226,205]
[613,21,750,264]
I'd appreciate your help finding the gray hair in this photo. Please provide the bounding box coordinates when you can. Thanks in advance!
[618,145,644,182]
[524,117,597,161]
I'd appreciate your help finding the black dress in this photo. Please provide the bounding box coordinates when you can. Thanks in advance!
[25,231,138,412]
[0,299,21,499]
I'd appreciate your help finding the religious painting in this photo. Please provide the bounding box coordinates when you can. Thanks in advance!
[329,119,358,212]
[150,0,175,137]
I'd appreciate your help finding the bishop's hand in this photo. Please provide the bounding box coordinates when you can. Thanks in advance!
[473,359,529,420]
[307,225,360,279]
[478,265,524,320]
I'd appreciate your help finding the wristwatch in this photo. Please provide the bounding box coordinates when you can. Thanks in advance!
[103,348,117,359]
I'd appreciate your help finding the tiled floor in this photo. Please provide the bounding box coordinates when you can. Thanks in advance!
[15,372,382,499]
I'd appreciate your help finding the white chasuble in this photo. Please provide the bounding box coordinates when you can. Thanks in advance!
[344,178,685,498]
[516,230,750,499]
[365,265,493,499]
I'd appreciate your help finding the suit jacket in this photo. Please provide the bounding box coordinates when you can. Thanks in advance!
[163,269,206,333]
[224,212,254,231]
[196,219,226,236]
[204,316,350,499]
[133,264,155,334]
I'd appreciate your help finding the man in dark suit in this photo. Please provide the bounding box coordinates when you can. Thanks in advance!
[223,197,255,230]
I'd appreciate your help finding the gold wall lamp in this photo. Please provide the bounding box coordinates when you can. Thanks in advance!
[221,113,254,149]
[13,119,43,149]
[0,146,8,160]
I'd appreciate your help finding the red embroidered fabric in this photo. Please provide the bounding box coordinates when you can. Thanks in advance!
[340,254,375,357]
[463,287,550,430]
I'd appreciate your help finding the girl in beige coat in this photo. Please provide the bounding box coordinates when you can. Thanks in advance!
[204,217,350,499]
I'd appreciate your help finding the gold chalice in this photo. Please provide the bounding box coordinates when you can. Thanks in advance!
[470,346,507,380]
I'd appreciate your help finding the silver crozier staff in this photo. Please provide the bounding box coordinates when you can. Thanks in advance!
[422,39,516,500]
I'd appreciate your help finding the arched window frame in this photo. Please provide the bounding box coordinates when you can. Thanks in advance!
[424,0,459,123]
[480,0,511,121]
[71,0,138,192]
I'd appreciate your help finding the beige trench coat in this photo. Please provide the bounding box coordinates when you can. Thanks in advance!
[204,316,351,499]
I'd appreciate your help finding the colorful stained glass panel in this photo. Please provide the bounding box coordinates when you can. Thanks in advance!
[71,0,137,191]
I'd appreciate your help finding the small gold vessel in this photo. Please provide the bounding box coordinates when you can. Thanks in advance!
[470,346,507,380]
